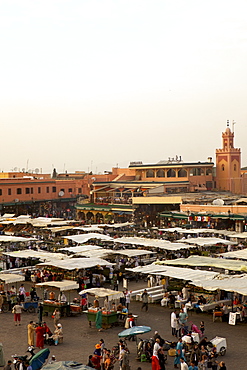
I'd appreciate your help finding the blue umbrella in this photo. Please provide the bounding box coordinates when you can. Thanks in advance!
[29,348,50,370]
[118,326,151,337]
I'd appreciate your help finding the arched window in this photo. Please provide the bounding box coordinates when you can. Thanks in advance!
[146,170,155,178]
[178,169,187,177]
[222,164,225,171]
[167,169,176,177]
[234,164,237,171]
[190,168,201,176]
[206,169,212,175]
[157,169,165,178]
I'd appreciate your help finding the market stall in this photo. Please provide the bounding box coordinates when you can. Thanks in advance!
[0,272,25,312]
[79,287,124,328]
[36,280,80,316]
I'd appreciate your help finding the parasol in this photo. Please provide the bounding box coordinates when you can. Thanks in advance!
[118,326,151,337]
[29,348,50,370]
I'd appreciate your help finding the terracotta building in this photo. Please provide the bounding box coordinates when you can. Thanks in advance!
[216,123,242,193]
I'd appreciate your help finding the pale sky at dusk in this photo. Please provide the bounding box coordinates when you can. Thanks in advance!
[1,0,247,174]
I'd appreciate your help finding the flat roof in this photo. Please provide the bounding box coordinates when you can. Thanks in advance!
[129,161,214,168]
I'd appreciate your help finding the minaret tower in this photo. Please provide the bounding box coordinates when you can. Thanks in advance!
[216,121,242,193]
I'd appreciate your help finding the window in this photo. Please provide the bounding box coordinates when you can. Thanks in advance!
[222,164,225,171]
[146,170,155,178]
[17,188,22,195]
[31,187,33,194]
[60,188,65,192]
[0,189,2,196]
[8,188,11,195]
[206,169,212,175]
[167,169,176,177]
[234,164,237,171]
[68,188,73,193]
[25,188,30,194]
[157,169,165,178]
[52,186,56,193]
[178,169,187,177]
[78,188,82,193]
[38,187,41,194]
[46,187,49,193]
[190,168,201,176]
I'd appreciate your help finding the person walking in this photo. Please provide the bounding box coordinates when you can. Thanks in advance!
[141,289,149,312]
[53,308,61,327]
[27,321,36,346]
[18,284,26,303]
[174,338,184,369]
[12,301,23,326]
[125,290,131,310]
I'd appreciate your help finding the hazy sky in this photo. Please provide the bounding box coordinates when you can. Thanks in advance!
[1,0,247,174]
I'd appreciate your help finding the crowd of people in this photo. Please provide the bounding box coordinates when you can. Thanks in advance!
[87,338,130,370]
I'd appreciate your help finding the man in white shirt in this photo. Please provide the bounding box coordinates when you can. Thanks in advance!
[153,338,161,357]
[180,358,189,370]
[171,310,177,336]
[19,284,26,302]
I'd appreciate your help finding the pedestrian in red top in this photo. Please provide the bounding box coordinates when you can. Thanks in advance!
[36,323,45,349]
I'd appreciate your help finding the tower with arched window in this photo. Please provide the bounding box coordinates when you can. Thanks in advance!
[216,123,242,193]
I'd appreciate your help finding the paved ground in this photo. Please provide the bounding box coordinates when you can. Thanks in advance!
[1,281,246,369]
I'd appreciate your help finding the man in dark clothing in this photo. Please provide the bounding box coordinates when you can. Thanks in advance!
[141,289,149,312]
[3,360,12,370]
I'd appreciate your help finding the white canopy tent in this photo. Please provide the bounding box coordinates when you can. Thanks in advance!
[36,280,79,291]
[159,227,186,233]
[73,226,103,233]
[218,248,247,260]
[36,257,113,270]
[227,232,247,239]
[79,287,124,300]
[114,237,197,251]
[160,255,247,272]
[128,262,247,296]
[0,273,25,284]
[59,245,102,253]
[74,248,156,258]
[176,237,236,247]
[0,235,37,243]
[191,274,247,296]
[44,226,75,233]
[3,250,69,261]
[63,233,114,244]
[127,263,218,282]
[104,222,134,229]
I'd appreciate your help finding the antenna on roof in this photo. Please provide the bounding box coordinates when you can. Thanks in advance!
[232,120,236,133]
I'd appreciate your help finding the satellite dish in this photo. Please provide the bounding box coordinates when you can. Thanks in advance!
[212,199,224,205]
[14,199,19,203]
[22,168,25,172]
[35,168,39,174]
[14,167,18,172]
[28,169,32,173]
[58,191,65,197]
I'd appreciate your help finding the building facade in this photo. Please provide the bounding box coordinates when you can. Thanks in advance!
[216,124,242,193]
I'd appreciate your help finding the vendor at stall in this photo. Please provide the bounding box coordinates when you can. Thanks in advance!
[49,291,55,300]
[94,297,100,308]
[58,292,67,303]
